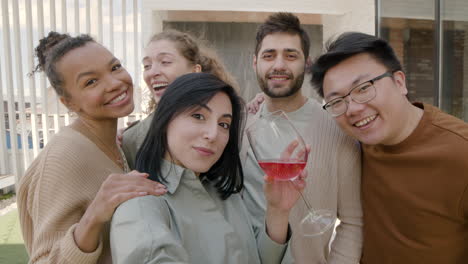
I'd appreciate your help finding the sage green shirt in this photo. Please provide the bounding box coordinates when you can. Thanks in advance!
[121,112,154,170]
[110,160,289,264]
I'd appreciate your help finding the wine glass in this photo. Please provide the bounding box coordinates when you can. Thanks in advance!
[246,110,336,236]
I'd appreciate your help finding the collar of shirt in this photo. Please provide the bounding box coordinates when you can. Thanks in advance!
[160,159,197,194]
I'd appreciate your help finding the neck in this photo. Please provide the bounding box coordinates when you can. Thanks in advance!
[387,102,424,145]
[264,90,307,113]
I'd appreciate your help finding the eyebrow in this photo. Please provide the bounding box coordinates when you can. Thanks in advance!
[325,73,372,100]
[325,91,341,101]
[76,57,118,84]
[141,52,174,63]
[199,104,233,119]
[284,48,299,53]
[261,49,276,54]
[261,48,300,54]
[222,113,233,119]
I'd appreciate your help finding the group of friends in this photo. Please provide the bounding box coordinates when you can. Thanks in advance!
[16,12,468,264]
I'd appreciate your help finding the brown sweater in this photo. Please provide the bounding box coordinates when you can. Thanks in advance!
[361,103,468,263]
[18,126,123,264]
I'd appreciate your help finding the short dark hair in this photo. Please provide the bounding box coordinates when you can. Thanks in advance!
[33,31,95,97]
[255,12,310,59]
[135,72,245,200]
[310,32,403,98]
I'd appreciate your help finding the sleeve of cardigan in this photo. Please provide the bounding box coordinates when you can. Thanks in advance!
[21,146,104,264]
[328,138,363,264]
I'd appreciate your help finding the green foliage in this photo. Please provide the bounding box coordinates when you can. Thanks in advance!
[0,192,14,201]
[0,210,29,263]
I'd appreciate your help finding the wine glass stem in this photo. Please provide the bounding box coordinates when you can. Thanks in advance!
[291,179,316,214]
[298,190,313,212]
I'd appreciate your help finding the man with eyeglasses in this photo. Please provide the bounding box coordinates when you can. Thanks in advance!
[311,32,468,263]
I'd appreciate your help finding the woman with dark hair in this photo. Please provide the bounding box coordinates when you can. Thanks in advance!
[17,32,166,264]
[110,73,305,264]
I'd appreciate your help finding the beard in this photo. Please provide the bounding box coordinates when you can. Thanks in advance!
[256,70,305,98]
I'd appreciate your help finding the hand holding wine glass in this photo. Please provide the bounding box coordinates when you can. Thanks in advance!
[246,110,336,236]
[264,166,307,213]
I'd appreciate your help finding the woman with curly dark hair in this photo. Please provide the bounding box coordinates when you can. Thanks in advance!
[17,32,166,264]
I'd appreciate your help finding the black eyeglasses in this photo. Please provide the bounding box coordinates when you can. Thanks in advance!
[322,71,394,117]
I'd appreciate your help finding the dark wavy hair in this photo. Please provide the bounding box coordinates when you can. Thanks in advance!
[255,12,310,59]
[135,72,245,200]
[310,32,403,98]
[33,31,95,97]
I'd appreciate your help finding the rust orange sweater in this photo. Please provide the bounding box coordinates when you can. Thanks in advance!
[361,103,468,263]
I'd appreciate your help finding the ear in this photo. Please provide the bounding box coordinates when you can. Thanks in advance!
[193,64,202,73]
[392,71,408,96]
[252,55,257,72]
[60,96,80,113]
[305,56,312,71]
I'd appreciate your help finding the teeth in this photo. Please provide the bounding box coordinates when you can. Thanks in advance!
[270,77,287,81]
[152,83,168,89]
[109,92,126,104]
[355,115,377,127]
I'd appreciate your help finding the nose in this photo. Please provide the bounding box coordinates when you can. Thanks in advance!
[203,122,219,142]
[105,74,124,92]
[146,63,161,79]
[272,57,287,71]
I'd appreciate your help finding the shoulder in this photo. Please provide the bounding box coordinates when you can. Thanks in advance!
[23,127,111,191]
[416,104,468,167]
[23,128,88,177]
[122,120,141,136]
[122,121,143,147]
[45,129,106,170]
[123,114,153,137]
[305,98,360,149]
[122,115,153,147]
[301,98,338,129]
[44,127,98,157]
[304,97,324,111]
[426,104,468,142]
[114,195,170,222]
[110,194,189,263]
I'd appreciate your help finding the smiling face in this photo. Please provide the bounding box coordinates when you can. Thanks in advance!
[323,53,410,145]
[165,92,232,174]
[58,42,134,120]
[253,32,306,98]
[142,39,199,103]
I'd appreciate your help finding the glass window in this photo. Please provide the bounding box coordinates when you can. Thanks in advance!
[441,0,468,121]
[380,0,436,105]
[379,0,468,121]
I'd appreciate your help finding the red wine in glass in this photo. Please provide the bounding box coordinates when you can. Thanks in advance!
[258,159,306,181]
